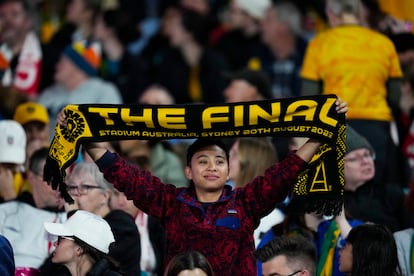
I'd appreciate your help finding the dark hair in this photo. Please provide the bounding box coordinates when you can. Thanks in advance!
[0,0,36,22]
[179,8,211,45]
[70,0,101,22]
[73,236,105,261]
[255,235,316,275]
[101,9,140,45]
[360,0,386,29]
[346,224,401,276]
[29,147,49,175]
[82,0,100,10]
[0,0,30,13]
[72,236,120,271]
[389,33,414,54]
[164,251,214,276]
[186,138,229,166]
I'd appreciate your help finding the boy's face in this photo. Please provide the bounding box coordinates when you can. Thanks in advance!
[185,145,229,193]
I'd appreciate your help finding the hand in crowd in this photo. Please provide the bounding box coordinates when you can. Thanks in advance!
[57,108,67,127]
[334,204,352,239]
[0,164,17,201]
[335,98,348,115]
[57,107,110,161]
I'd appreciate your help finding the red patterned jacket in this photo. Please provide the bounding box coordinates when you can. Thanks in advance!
[96,151,307,275]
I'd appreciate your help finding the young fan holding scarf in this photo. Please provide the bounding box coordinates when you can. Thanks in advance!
[55,99,347,275]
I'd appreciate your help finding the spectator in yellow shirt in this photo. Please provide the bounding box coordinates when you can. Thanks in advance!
[301,0,403,184]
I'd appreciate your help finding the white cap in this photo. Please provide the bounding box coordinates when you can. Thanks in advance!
[44,210,115,254]
[234,0,271,20]
[0,120,26,164]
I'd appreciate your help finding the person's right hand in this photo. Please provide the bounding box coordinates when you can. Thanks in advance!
[57,107,108,161]
[82,141,109,159]
[57,107,67,127]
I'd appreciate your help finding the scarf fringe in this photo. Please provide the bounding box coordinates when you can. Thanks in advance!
[43,157,74,204]
[288,196,343,216]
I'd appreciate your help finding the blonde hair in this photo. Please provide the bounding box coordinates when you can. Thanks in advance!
[235,137,278,188]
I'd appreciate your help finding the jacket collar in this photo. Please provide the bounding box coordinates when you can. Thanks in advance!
[176,184,234,208]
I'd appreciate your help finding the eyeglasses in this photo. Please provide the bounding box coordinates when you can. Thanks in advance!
[344,152,376,163]
[268,270,303,276]
[285,271,302,276]
[57,236,75,245]
[66,184,104,196]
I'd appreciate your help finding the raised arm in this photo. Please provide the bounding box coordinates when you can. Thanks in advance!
[334,204,352,239]
[82,142,110,161]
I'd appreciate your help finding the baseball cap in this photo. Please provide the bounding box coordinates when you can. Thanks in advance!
[13,102,49,125]
[0,120,26,164]
[224,68,272,99]
[44,210,115,254]
[234,0,271,20]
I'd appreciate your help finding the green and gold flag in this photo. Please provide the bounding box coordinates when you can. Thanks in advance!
[44,95,345,215]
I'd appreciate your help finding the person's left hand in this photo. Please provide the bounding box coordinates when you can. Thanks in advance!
[0,164,16,200]
[335,98,348,114]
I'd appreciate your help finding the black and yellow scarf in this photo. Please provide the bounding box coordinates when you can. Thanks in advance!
[44,95,346,215]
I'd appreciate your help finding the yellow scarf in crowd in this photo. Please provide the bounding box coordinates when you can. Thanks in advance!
[44,95,346,215]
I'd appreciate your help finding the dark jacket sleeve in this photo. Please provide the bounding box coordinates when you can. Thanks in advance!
[241,152,307,224]
[386,78,403,111]
[96,151,177,219]
[105,210,141,275]
[148,216,166,276]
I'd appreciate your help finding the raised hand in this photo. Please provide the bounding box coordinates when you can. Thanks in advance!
[335,98,348,114]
